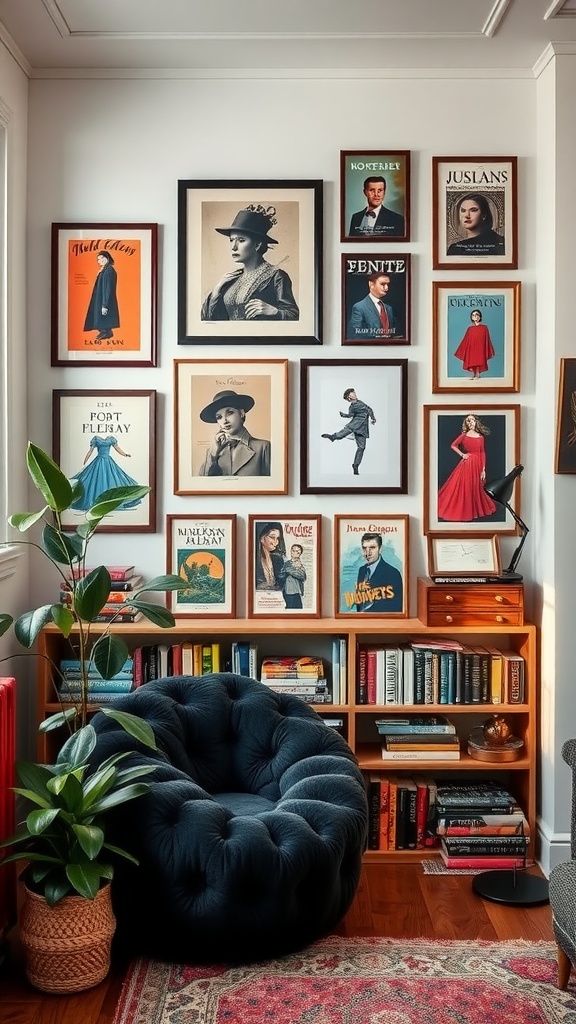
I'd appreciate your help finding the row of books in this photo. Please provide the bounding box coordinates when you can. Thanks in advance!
[57,657,134,703]
[61,565,143,622]
[365,776,530,866]
[133,642,222,684]
[357,641,525,706]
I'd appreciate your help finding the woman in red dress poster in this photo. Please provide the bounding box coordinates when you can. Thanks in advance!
[453,309,495,380]
[438,413,497,522]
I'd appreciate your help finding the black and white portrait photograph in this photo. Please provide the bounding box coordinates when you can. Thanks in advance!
[178,180,322,345]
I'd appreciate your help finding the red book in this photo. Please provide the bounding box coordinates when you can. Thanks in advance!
[413,774,430,850]
[366,649,377,705]
[132,647,143,688]
[66,565,135,582]
[439,846,527,870]
[171,644,183,676]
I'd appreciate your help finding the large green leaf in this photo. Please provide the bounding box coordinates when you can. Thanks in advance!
[47,771,84,814]
[102,842,139,865]
[72,824,104,860]
[91,633,130,679]
[8,509,47,532]
[12,787,52,810]
[75,567,112,620]
[39,707,78,732]
[129,601,176,628]
[44,876,74,906]
[51,603,75,637]
[101,709,157,750]
[88,782,150,814]
[42,523,82,564]
[26,808,61,835]
[114,764,157,785]
[0,614,14,637]
[16,761,54,794]
[134,574,188,593]
[66,861,102,899]
[81,765,118,808]
[14,606,54,647]
[57,724,97,768]
[86,487,149,524]
[27,443,73,512]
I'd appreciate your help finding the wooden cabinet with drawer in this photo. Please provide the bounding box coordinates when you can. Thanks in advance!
[417,576,524,627]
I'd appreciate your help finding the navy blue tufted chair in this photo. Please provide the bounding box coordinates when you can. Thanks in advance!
[88,673,368,963]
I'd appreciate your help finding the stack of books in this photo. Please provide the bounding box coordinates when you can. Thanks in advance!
[434,781,530,869]
[60,565,143,623]
[259,656,331,703]
[365,773,437,851]
[57,657,134,704]
[376,714,460,762]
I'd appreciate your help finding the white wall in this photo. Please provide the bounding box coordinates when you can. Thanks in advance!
[29,71,576,860]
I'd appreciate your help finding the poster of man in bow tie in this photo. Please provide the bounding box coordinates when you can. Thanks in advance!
[334,514,408,618]
[340,151,410,243]
[342,254,410,345]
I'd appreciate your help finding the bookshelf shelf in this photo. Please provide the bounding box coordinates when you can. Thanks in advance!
[37,614,537,863]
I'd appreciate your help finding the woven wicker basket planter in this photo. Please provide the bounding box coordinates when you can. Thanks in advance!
[19,881,116,994]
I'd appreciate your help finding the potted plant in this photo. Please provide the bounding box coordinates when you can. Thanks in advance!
[0,442,187,991]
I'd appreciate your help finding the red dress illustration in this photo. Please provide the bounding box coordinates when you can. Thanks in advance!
[454,324,495,375]
[438,433,497,522]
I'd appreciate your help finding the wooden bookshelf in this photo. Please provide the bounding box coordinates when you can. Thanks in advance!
[37,616,538,862]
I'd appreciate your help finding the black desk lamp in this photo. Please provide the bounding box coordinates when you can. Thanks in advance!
[483,464,529,583]
[473,464,548,906]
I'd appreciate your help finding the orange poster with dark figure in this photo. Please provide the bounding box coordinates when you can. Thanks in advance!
[67,238,141,352]
[51,224,157,367]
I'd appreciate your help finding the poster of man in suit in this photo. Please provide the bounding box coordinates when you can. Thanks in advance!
[340,151,410,243]
[335,515,408,618]
[342,254,410,345]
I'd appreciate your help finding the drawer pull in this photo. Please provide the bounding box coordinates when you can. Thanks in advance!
[495,595,504,603]
[445,615,453,623]
[444,595,454,603]
[496,615,504,623]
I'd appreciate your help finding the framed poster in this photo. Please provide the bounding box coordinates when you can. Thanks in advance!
[174,359,288,495]
[177,179,322,345]
[248,514,321,618]
[300,359,407,494]
[334,514,408,618]
[341,254,410,346]
[340,151,410,242]
[555,358,576,474]
[433,281,520,393]
[427,533,501,579]
[52,390,156,532]
[51,223,158,366]
[424,404,521,535]
[166,514,236,618]
[432,157,518,270]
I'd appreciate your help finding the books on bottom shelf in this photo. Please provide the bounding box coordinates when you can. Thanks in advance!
[381,747,460,761]
[434,781,519,815]
[439,841,528,870]
[365,773,438,852]
[436,810,529,836]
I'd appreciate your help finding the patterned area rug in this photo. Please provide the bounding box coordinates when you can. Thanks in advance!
[112,937,576,1024]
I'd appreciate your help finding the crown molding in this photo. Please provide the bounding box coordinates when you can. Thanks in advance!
[533,39,576,76]
[27,65,535,82]
[0,22,33,77]
[483,0,513,38]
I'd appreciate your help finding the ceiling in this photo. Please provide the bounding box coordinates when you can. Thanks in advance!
[0,0,576,75]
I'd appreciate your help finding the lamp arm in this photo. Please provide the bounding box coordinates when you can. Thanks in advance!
[504,501,529,575]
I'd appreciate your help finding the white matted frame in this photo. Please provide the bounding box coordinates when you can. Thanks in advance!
[248,514,321,618]
[166,514,236,618]
[427,533,501,578]
[174,359,288,495]
[52,389,156,533]
[334,514,409,618]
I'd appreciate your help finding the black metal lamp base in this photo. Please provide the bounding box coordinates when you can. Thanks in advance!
[491,571,524,584]
[472,869,549,906]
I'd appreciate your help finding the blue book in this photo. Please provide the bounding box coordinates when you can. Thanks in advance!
[375,715,456,735]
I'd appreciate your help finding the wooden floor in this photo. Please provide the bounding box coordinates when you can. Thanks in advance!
[0,863,555,1024]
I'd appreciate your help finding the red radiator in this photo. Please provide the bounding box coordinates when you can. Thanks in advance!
[0,676,16,939]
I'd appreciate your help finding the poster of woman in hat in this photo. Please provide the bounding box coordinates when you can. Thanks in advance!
[177,180,322,344]
[174,359,288,495]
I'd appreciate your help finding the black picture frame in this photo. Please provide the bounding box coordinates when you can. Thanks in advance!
[177,179,323,345]
[341,253,411,346]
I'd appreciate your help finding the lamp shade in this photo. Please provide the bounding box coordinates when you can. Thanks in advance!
[484,464,524,505]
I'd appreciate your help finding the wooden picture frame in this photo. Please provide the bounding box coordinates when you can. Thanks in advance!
[300,359,407,494]
[51,223,158,367]
[424,404,521,535]
[432,157,518,271]
[341,254,410,346]
[427,533,501,579]
[340,151,410,243]
[177,179,323,345]
[52,390,156,532]
[174,358,288,495]
[334,514,409,618]
[555,358,576,473]
[166,514,236,618]
[433,281,520,393]
[248,514,321,618]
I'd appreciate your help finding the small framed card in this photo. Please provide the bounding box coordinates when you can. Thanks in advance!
[166,514,236,618]
[248,514,321,617]
[427,533,501,579]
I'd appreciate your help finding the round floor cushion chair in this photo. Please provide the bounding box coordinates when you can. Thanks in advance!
[88,673,368,962]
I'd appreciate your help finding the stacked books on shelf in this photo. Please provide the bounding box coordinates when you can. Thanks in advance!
[365,772,438,851]
[357,640,525,706]
[259,656,331,703]
[60,565,143,623]
[330,638,348,704]
[57,657,134,704]
[133,641,221,684]
[434,781,530,869]
[376,713,460,761]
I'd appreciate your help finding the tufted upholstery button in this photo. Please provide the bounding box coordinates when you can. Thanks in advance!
[87,673,368,963]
